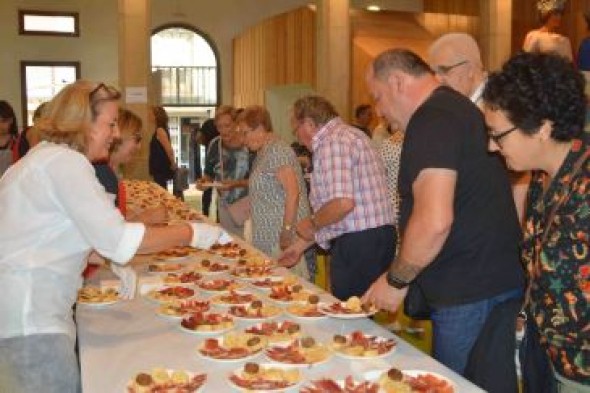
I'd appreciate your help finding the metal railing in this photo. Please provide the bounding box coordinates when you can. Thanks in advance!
[152,66,217,106]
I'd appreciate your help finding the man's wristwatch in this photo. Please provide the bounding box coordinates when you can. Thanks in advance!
[386,270,409,289]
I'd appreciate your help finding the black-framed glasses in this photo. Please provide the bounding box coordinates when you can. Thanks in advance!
[434,60,468,75]
[488,125,518,145]
[89,82,120,100]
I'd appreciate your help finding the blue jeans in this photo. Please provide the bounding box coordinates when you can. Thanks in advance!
[431,287,523,375]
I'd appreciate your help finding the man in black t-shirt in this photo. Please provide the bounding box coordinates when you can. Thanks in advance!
[362,48,525,375]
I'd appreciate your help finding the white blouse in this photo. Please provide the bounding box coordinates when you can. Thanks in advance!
[0,142,144,341]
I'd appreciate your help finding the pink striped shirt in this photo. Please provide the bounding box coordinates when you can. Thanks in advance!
[310,117,394,248]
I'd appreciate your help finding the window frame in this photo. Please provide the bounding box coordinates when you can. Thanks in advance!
[20,60,81,127]
[18,9,80,37]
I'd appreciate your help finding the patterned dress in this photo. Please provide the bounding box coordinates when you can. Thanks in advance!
[522,135,590,384]
[249,138,310,256]
[379,130,404,225]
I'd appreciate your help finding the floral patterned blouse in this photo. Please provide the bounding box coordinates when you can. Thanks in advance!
[522,135,589,384]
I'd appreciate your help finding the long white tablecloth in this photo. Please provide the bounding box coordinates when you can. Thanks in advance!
[77,254,485,392]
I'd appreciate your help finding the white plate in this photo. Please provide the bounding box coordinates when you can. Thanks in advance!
[77,298,120,307]
[147,262,184,274]
[144,287,196,304]
[197,335,265,363]
[301,377,379,392]
[248,277,285,292]
[126,369,206,393]
[156,300,211,320]
[198,279,244,294]
[243,321,301,344]
[330,333,397,360]
[265,342,332,367]
[363,369,456,392]
[227,363,302,392]
[228,304,283,321]
[179,317,235,336]
[210,291,260,307]
[318,302,377,319]
[285,304,327,321]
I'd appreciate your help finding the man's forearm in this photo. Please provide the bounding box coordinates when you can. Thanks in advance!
[389,216,451,282]
[312,197,354,229]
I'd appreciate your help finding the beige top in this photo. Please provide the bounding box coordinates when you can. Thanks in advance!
[523,29,573,61]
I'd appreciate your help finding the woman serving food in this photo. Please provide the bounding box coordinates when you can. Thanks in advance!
[0,80,229,393]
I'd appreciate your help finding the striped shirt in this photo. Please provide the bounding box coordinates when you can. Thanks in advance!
[310,117,394,248]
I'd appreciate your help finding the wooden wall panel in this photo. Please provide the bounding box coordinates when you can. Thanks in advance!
[233,7,315,107]
[351,10,479,123]
[423,0,479,16]
[512,0,590,57]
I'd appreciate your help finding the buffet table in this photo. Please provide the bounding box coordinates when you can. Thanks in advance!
[77,248,485,392]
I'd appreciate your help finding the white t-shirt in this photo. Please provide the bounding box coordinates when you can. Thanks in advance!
[0,142,145,340]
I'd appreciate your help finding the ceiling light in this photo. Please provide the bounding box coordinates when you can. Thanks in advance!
[367,5,381,12]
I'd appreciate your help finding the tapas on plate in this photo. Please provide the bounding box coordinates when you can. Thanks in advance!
[227,301,282,321]
[77,287,119,305]
[180,312,234,334]
[228,362,301,391]
[162,271,202,285]
[330,331,396,359]
[198,278,244,293]
[249,277,287,291]
[207,242,248,259]
[265,337,331,366]
[268,284,316,304]
[190,259,229,275]
[285,296,327,320]
[371,368,455,393]
[157,299,210,318]
[319,296,378,319]
[145,286,195,303]
[230,265,278,281]
[152,247,192,261]
[300,376,379,393]
[198,332,267,362]
[127,368,206,393]
[147,262,183,274]
[210,290,259,306]
[243,321,301,344]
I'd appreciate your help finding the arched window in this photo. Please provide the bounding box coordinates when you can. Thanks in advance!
[151,25,219,106]
[150,25,219,178]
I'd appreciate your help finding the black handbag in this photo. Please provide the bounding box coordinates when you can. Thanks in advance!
[403,281,432,320]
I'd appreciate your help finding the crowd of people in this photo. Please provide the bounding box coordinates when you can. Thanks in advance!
[0,1,588,391]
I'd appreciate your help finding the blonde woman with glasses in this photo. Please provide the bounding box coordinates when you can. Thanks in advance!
[0,80,228,393]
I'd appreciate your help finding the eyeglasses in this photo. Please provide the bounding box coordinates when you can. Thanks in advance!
[488,125,518,146]
[434,60,468,75]
[89,82,121,101]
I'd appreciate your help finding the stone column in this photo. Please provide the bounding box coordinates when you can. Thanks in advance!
[315,0,351,121]
[479,0,512,72]
[118,0,151,180]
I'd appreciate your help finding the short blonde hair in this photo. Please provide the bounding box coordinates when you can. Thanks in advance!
[35,80,120,153]
[214,105,237,122]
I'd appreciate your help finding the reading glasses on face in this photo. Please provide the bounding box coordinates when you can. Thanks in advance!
[434,60,468,75]
[488,125,518,145]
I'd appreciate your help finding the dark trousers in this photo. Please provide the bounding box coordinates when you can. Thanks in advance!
[330,224,396,300]
[202,188,213,216]
[152,173,170,190]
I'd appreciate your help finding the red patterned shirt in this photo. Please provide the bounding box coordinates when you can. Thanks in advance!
[310,117,394,248]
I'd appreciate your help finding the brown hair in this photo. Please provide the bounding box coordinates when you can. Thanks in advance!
[214,105,237,122]
[292,95,338,126]
[237,105,273,133]
[152,105,169,130]
[110,108,142,153]
[35,80,120,153]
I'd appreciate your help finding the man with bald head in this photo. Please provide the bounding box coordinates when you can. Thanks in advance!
[428,33,487,108]
[429,33,529,223]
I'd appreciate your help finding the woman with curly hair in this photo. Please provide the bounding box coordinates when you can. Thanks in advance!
[483,52,589,392]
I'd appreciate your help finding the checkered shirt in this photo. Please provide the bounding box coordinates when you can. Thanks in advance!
[310,117,394,248]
